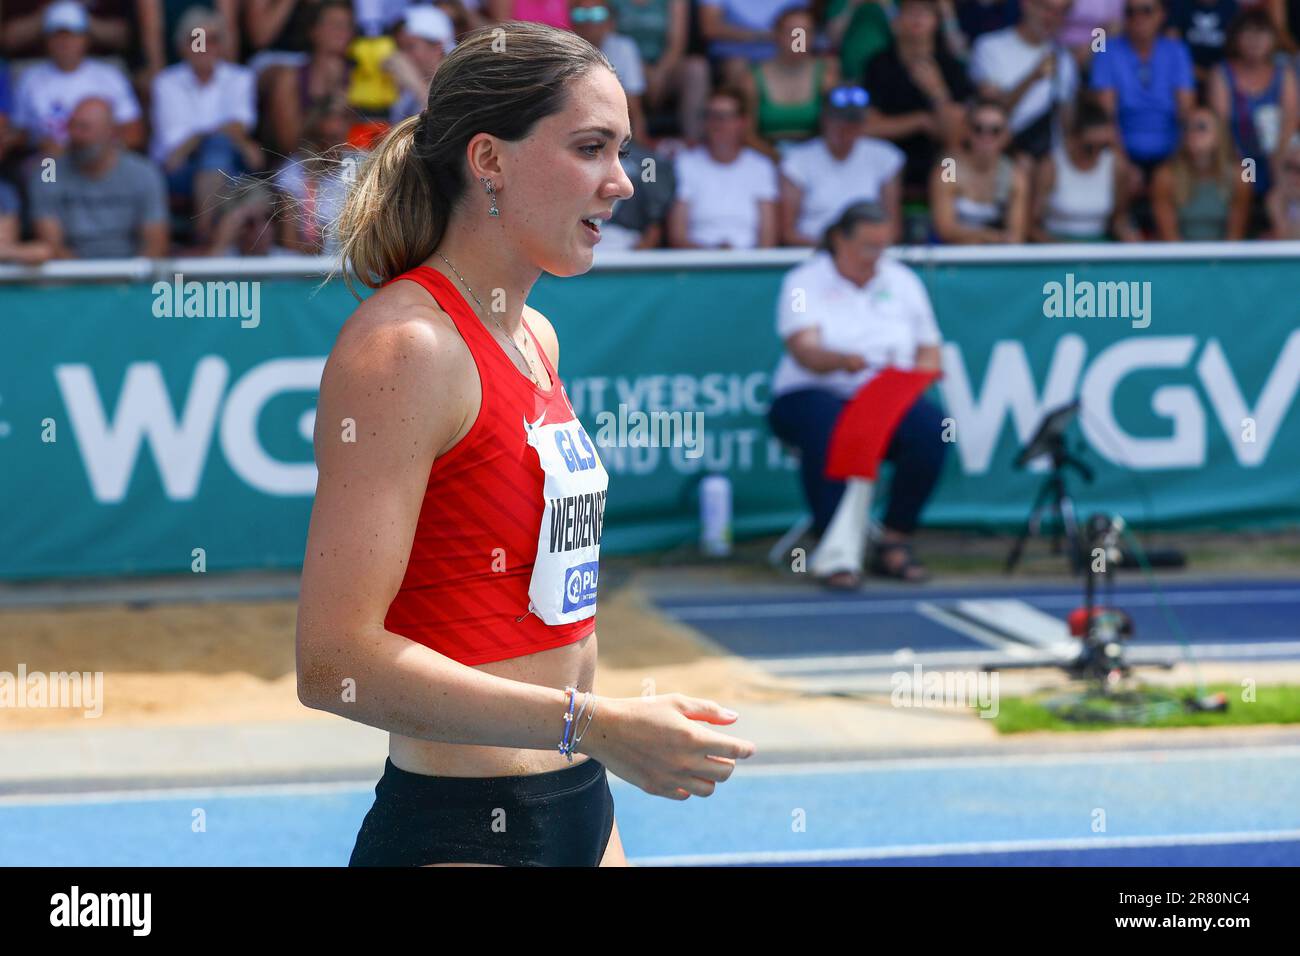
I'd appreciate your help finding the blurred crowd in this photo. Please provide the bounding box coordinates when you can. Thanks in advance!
[2,0,1300,264]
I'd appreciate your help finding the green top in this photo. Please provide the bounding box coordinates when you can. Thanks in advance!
[609,0,672,65]
[836,1,893,81]
[753,59,827,142]
[1178,179,1230,240]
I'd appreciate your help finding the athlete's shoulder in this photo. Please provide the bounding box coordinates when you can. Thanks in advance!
[329,273,474,389]
[523,304,560,371]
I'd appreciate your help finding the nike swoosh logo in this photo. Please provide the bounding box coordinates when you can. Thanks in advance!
[523,410,546,433]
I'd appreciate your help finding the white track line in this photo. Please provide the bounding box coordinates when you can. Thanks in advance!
[5,745,1300,804]
[660,588,1300,620]
[629,829,1300,866]
[754,639,1300,675]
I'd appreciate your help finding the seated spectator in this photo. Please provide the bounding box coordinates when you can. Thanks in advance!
[11,2,145,159]
[26,96,169,257]
[1208,8,1297,201]
[1265,134,1300,236]
[139,0,242,78]
[864,0,973,203]
[1090,0,1196,179]
[265,1,356,157]
[608,0,708,143]
[1030,99,1139,239]
[667,88,778,248]
[487,0,571,27]
[570,0,649,144]
[386,4,456,122]
[1,0,133,61]
[151,7,264,247]
[1166,0,1239,86]
[1060,0,1125,73]
[1151,104,1253,237]
[595,139,676,249]
[930,97,1031,241]
[204,174,297,255]
[344,2,409,133]
[970,0,1078,159]
[738,5,839,157]
[0,178,56,262]
[697,0,792,87]
[780,85,905,245]
[767,200,947,585]
[243,0,331,70]
[272,92,357,254]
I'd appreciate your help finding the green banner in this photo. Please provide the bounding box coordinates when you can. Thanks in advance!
[1,252,1298,579]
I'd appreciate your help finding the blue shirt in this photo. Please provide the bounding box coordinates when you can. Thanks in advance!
[1090,36,1194,162]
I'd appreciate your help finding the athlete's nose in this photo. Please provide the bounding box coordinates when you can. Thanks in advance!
[609,159,635,200]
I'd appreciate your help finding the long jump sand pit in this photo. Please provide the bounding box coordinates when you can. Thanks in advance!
[0,579,780,731]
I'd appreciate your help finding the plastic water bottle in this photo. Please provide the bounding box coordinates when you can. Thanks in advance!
[699,474,732,557]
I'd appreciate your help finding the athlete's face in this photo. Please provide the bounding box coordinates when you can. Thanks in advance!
[499,68,635,277]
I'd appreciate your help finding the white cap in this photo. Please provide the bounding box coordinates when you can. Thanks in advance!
[43,0,89,34]
[402,6,456,49]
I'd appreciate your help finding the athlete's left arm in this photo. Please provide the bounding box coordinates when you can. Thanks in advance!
[525,306,561,370]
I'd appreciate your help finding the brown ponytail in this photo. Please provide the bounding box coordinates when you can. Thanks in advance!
[331,21,614,299]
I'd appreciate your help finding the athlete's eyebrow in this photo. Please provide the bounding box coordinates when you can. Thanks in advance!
[572,125,633,146]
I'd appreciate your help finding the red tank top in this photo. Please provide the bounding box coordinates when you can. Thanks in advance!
[380,266,608,665]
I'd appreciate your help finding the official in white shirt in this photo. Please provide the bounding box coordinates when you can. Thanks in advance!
[767,201,947,585]
[150,8,263,246]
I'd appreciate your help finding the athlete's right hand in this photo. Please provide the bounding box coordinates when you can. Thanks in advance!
[581,693,757,800]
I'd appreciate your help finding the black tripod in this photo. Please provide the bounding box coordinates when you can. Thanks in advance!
[1005,412,1094,575]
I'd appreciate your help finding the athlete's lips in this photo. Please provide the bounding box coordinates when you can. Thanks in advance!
[580,213,609,242]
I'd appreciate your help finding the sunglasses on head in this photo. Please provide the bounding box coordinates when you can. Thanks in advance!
[571,5,610,23]
[828,85,869,110]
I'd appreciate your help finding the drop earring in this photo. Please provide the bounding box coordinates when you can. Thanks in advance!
[480,177,499,218]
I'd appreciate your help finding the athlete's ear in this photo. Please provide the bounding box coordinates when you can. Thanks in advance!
[465,133,506,187]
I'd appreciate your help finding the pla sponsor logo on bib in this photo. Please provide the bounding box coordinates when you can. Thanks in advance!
[563,561,599,612]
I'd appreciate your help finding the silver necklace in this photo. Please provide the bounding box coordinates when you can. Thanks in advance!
[435,251,541,386]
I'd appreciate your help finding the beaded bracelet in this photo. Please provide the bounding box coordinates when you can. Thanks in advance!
[558,687,599,762]
[557,685,578,758]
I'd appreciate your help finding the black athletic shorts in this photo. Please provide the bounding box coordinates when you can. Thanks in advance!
[348,755,617,866]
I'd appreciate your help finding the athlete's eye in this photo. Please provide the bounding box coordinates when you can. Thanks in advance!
[617,145,631,160]
[580,143,603,156]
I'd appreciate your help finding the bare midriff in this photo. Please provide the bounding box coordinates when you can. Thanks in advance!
[388,631,599,777]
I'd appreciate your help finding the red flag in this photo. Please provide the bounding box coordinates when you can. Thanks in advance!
[824,367,941,481]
